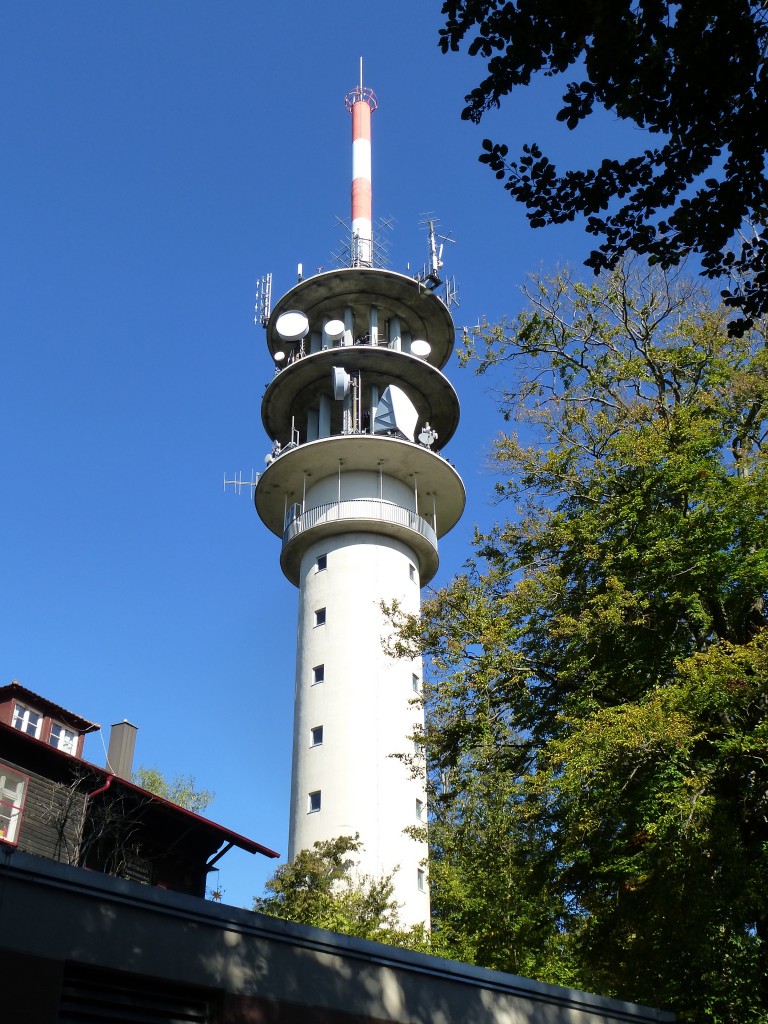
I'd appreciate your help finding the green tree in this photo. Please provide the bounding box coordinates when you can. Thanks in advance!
[132,765,214,815]
[440,1,768,331]
[393,261,768,1020]
[253,835,430,948]
[416,747,577,985]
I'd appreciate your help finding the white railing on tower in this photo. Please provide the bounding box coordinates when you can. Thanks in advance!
[283,498,437,549]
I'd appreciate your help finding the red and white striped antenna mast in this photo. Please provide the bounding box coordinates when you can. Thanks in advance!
[344,58,378,268]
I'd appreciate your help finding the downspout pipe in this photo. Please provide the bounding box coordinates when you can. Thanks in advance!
[86,776,114,800]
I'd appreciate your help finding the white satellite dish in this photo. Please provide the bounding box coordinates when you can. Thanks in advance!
[325,319,345,341]
[373,385,419,442]
[275,310,309,342]
[332,367,351,400]
[410,338,431,358]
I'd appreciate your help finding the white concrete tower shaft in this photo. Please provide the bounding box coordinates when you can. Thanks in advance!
[291,525,424,906]
[255,81,464,929]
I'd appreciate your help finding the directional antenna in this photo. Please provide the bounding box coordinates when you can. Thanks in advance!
[415,215,458,306]
[373,385,419,442]
[276,310,309,342]
[332,367,351,400]
[418,422,439,448]
[325,319,345,342]
[223,470,259,498]
[444,276,460,309]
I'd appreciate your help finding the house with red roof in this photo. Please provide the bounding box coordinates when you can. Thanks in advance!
[0,681,277,897]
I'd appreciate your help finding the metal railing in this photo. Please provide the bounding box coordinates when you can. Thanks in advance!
[283,498,437,549]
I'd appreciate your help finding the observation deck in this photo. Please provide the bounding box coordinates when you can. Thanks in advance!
[280,497,439,586]
[255,433,464,547]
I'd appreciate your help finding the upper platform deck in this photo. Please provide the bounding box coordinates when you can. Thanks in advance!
[261,346,460,449]
[265,267,456,370]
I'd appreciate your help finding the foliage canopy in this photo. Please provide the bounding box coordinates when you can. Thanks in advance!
[439,1,768,332]
[253,835,430,948]
[132,765,214,815]
[394,262,768,1020]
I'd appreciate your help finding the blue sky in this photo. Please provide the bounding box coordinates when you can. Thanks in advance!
[1,3,636,907]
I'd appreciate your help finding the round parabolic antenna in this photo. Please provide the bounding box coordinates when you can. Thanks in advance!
[325,319,345,341]
[276,310,310,341]
[332,366,351,400]
[410,338,432,358]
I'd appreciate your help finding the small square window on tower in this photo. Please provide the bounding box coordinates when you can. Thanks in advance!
[308,790,322,813]
[312,664,325,684]
[316,553,327,572]
[417,868,426,892]
[412,673,420,693]
[311,725,324,746]
[416,798,424,821]
[314,607,326,627]
[409,563,416,582]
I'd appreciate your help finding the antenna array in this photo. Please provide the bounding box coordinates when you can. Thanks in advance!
[223,470,259,498]
[331,217,393,270]
[415,216,460,309]
[254,273,273,328]
[444,276,460,309]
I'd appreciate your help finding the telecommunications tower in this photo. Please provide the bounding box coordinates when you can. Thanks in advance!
[254,72,464,927]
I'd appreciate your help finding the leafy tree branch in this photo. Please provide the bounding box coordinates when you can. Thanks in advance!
[440,1,768,332]
[398,260,768,1020]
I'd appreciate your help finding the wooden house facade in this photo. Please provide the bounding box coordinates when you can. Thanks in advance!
[0,681,278,896]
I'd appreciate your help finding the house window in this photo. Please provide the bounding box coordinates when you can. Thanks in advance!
[0,764,29,844]
[50,722,78,754]
[314,607,326,627]
[312,664,325,684]
[316,553,327,572]
[308,790,321,813]
[311,725,324,746]
[409,563,416,582]
[412,674,420,693]
[11,702,42,738]
[417,868,426,892]
[416,798,424,821]
[413,739,424,757]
